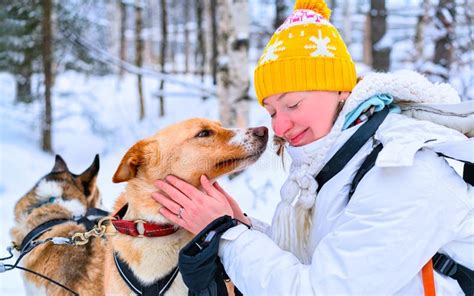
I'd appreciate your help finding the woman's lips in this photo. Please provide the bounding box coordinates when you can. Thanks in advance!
[289,128,309,145]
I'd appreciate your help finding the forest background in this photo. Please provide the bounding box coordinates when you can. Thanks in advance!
[0,0,472,294]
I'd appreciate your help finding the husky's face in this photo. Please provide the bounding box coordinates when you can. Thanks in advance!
[13,155,101,225]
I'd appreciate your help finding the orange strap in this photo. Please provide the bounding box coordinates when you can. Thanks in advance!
[422,260,436,296]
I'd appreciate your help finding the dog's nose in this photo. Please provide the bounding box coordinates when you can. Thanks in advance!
[251,126,268,139]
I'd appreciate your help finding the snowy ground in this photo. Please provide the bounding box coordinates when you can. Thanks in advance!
[0,71,287,295]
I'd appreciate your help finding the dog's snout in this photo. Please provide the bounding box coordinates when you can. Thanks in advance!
[252,126,268,138]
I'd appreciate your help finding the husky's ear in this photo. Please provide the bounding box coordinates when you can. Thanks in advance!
[51,155,69,172]
[75,154,100,197]
[113,141,148,183]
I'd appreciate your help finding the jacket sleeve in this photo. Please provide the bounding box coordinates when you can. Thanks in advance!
[247,216,271,235]
[218,150,473,295]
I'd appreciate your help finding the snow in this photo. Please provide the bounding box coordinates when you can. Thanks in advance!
[0,71,286,295]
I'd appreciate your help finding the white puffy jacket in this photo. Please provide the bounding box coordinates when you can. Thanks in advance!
[218,72,474,295]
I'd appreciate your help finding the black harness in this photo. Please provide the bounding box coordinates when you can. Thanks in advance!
[114,252,179,296]
[18,207,109,253]
[316,107,474,295]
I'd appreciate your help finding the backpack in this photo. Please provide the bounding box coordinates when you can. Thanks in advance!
[316,106,474,295]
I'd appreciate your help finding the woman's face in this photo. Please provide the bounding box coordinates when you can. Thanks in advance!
[263,91,345,147]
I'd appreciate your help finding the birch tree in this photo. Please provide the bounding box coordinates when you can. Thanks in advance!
[414,0,431,62]
[216,0,250,128]
[119,1,127,78]
[432,0,456,81]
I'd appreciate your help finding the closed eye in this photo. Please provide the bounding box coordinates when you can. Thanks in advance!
[288,101,302,109]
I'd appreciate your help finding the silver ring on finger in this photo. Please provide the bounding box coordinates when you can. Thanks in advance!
[177,207,184,219]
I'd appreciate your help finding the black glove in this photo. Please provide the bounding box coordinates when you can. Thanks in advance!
[178,215,238,296]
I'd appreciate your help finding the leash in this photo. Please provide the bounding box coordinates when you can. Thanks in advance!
[1,207,113,296]
[0,238,79,296]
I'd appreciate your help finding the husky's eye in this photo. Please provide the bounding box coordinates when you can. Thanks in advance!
[196,129,213,138]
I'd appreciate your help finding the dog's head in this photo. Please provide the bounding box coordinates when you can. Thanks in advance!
[13,155,101,225]
[112,118,268,186]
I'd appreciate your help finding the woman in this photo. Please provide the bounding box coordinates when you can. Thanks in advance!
[152,0,473,294]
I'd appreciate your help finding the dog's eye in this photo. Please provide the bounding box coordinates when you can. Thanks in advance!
[196,129,212,138]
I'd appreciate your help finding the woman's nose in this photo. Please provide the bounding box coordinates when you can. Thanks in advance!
[272,115,293,137]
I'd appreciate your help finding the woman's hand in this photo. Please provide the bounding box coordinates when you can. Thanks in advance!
[152,175,239,235]
[213,182,250,225]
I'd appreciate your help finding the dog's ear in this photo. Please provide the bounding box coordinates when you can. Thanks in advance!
[75,154,100,199]
[113,141,147,183]
[51,155,69,173]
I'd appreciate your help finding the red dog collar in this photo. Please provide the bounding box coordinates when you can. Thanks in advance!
[111,204,179,237]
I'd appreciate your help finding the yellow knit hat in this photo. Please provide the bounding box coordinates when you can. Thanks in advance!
[254,0,356,105]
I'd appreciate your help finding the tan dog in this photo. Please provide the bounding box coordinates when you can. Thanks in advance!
[10,155,105,296]
[104,118,268,295]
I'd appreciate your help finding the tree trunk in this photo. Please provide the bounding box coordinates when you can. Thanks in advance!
[119,1,127,78]
[210,0,218,85]
[15,71,33,104]
[135,0,145,120]
[328,0,336,11]
[158,0,167,117]
[363,14,372,66]
[216,0,250,128]
[41,0,53,152]
[183,0,190,74]
[169,0,176,74]
[196,0,206,90]
[433,0,455,81]
[369,0,390,71]
[274,0,287,30]
[414,0,431,62]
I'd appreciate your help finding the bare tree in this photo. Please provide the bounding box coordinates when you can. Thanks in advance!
[274,0,287,29]
[369,0,390,71]
[414,0,431,62]
[158,0,168,116]
[210,0,218,84]
[41,0,53,152]
[216,0,250,128]
[119,1,127,78]
[433,0,456,81]
[195,0,206,81]
[183,0,190,74]
[135,0,145,120]
[328,0,336,11]
[363,13,372,66]
[169,0,177,74]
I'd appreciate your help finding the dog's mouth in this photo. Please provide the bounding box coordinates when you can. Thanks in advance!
[215,149,265,170]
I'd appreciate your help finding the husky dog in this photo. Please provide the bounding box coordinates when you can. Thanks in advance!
[10,155,106,296]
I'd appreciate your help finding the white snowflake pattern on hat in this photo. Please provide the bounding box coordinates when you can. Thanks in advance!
[304,30,336,57]
[259,38,286,65]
